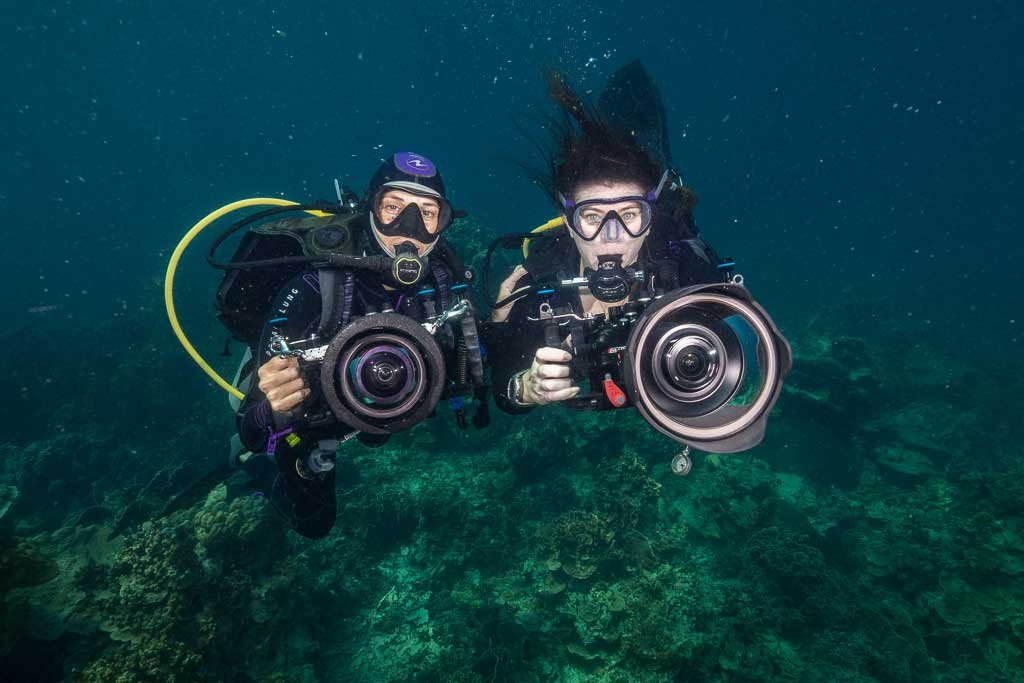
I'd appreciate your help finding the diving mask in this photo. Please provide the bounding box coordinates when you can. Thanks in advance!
[372,182,453,245]
[559,169,672,241]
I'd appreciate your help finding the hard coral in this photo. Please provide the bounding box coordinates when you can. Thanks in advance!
[76,521,209,681]
[742,526,840,630]
[193,486,284,572]
[594,449,662,531]
[678,455,779,540]
[540,511,615,581]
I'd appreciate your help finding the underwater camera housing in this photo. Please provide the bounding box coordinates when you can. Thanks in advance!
[294,313,445,435]
[551,282,791,453]
[269,300,482,436]
[622,282,791,453]
[480,229,790,453]
[203,199,487,437]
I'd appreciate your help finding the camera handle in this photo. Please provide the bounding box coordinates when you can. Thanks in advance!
[541,305,562,349]
[538,301,605,410]
[265,329,304,431]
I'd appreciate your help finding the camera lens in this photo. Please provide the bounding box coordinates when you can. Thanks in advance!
[363,353,407,395]
[354,345,415,404]
[660,335,719,393]
[324,315,446,434]
[677,347,711,380]
[625,289,791,449]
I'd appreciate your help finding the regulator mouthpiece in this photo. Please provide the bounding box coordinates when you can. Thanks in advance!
[389,242,428,287]
[585,255,637,303]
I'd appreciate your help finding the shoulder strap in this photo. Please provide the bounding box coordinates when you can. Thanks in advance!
[316,268,356,337]
[431,237,469,284]
[431,262,450,310]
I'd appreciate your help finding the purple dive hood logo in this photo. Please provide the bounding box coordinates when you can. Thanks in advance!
[394,152,437,177]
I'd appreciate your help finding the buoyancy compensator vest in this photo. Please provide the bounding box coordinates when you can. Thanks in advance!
[215,212,361,346]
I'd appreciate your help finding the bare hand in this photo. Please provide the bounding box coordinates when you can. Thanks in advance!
[491,265,528,323]
[518,347,579,405]
[257,356,310,413]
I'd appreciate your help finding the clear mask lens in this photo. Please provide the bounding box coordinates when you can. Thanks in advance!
[373,188,453,242]
[569,200,653,241]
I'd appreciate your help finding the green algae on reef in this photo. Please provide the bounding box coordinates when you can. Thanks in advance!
[2,293,1024,681]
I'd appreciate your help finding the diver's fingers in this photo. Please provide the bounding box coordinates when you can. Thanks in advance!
[543,386,580,403]
[539,377,572,392]
[497,266,528,299]
[266,378,307,402]
[275,388,312,413]
[534,346,572,364]
[261,367,299,392]
[258,361,302,394]
[273,364,301,383]
[537,363,570,379]
[258,357,299,390]
[491,266,529,323]
[258,372,283,395]
[260,355,298,376]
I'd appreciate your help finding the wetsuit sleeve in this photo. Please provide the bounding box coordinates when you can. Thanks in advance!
[485,268,546,415]
[235,272,322,452]
[237,393,275,453]
[486,315,543,415]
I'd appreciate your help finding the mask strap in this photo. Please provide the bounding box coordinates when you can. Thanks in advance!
[650,168,673,201]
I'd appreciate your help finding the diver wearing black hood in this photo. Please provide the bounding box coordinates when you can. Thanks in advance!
[232,152,484,539]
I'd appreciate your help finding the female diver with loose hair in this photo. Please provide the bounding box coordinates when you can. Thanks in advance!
[488,62,728,412]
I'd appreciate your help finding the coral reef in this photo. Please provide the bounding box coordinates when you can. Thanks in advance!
[1,290,1023,681]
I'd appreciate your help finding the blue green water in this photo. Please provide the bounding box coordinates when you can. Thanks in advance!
[1,1,1022,681]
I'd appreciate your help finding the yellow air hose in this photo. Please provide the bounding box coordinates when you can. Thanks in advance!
[164,198,329,400]
[169,204,561,398]
[522,216,565,258]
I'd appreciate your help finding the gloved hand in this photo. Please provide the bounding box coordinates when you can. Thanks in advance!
[517,347,579,405]
[257,356,310,413]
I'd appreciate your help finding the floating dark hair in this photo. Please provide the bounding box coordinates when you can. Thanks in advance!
[525,68,663,206]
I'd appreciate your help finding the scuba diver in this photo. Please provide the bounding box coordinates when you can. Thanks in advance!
[483,62,790,458]
[487,65,727,412]
[165,151,488,539]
